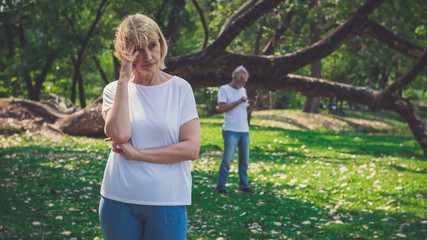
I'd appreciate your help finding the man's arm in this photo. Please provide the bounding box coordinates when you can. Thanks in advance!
[217,97,248,113]
[246,96,258,113]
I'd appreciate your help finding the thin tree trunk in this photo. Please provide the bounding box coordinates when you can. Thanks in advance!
[165,0,185,47]
[191,0,209,49]
[303,60,321,113]
[303,0,322,113]
[71,71,77,104]
[24,75,36,100]
[113,54,120,80]
[93,56,109,85]
[77,68,86,108]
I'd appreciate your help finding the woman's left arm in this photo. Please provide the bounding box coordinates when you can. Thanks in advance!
[114,118,200,163]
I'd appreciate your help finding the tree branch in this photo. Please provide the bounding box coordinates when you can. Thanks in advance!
[191,0,209,49]
[262,8,295,55]
[0,0,34,14]
[93,56,109,85]
[217,0,258,37]
[154,0,168,26]
[166,0,386,78]
[165,0,185,46]
[380,49,427,96]
[212,0,282,51]
[64,14,82,45]
[362,19,425,59]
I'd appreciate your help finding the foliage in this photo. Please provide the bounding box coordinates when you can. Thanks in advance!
[194,86,219,117]
[1,111,426,239]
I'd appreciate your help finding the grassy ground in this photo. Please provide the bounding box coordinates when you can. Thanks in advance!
[0,110,426,239]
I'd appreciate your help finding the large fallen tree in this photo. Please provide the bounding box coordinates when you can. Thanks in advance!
[164,0,427,156]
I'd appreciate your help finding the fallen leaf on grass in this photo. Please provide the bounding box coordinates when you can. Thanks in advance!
[61,231,72,236]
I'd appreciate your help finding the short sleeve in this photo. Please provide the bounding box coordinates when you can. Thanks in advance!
[217,85,227,103]
[179,80,199,127]
[102,81,118,120]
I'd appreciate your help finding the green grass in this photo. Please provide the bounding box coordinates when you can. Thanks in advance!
[1,111,426,239]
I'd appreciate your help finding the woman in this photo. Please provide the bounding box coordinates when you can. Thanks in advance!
[99,13,200,240]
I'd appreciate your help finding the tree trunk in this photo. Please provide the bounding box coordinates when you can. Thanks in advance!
[70,0,108,105]
[113,54,120,80]
[269,91,274,109]
[303,97,320,113]
[0,98,68,123]
[57,96,104,136]
[77,69,86,108]
[71,69,77,104]
[24,74,37,101]
[303,60,321,113]
[164,0,185,47]
[303,0,322,114]
[387,96,427,156]
[93,56,109,85]
[23,52,57,101]
[246,88,258,125]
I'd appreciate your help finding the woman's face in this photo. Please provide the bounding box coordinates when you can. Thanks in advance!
[132,38,162,74]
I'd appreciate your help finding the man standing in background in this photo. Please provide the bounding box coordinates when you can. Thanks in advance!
[215,65,257,195]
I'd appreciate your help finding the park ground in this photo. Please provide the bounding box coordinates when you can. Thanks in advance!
[0,109,426,239]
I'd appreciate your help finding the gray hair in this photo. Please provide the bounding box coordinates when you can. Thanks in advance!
[232,65,249,79]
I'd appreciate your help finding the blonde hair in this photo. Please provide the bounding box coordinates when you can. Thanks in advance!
[114,14,168,69]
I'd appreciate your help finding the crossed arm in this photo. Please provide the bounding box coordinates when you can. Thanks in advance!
[106,117,201,163]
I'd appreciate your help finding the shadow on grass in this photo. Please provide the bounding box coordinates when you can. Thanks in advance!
[199,143,222,153]
[388,165,427,174]
[190,122,426,239]
[189,167,426,240]
[250,125,425,159]
[0,145,106,239]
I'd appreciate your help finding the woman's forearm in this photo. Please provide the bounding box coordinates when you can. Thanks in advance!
[104,79,131,143]
[115,118,201,163]
[138,141,200,164]
[115,138,200,164]
[104,46,137,143]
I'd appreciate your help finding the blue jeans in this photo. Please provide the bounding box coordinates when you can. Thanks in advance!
[99,196,187,240]
[216,130,250,191]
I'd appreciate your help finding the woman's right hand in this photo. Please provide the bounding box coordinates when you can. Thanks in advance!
[119,42,139,81]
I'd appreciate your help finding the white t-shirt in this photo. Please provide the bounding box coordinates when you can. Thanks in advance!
[101,76,198,206]
[217,84,249,132]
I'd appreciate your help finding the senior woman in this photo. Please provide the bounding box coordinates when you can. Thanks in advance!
[99,13,200,240]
